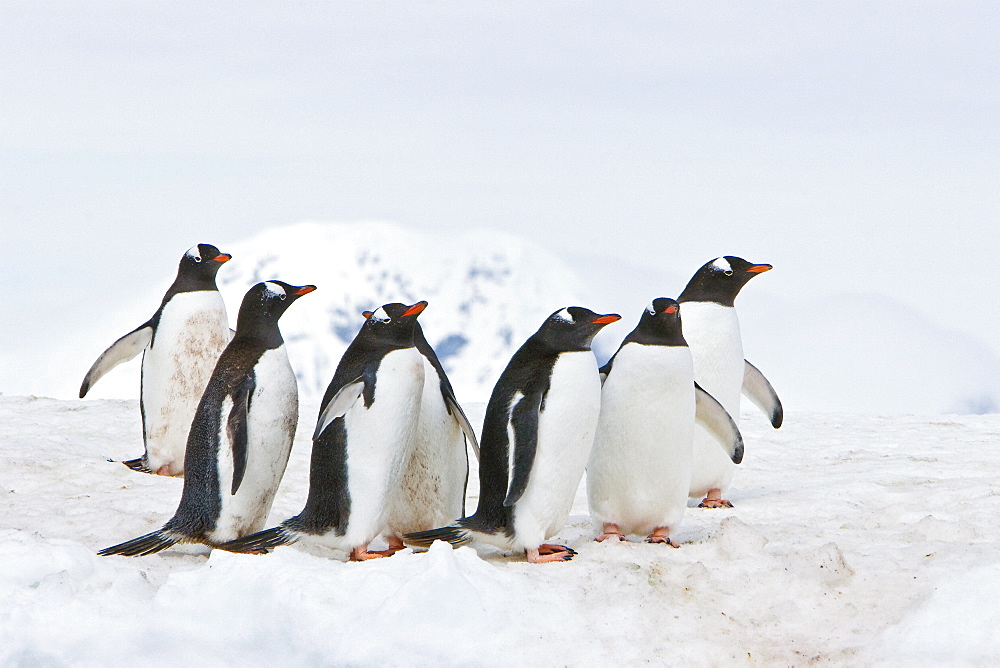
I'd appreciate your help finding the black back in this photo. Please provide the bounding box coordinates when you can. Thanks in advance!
[164,280,315,539]
[601,297,686,378]
[285,301,427,536]
[462,306,620,536]
[677,256,772,307]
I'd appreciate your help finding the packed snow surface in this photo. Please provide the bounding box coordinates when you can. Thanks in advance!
[1,395,999,665]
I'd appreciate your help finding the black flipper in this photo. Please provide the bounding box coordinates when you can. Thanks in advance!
[403,525,472,549]
[219,526,297,554]
[228,372,256,495]
[98,529,180,557]
[503,390,544,508]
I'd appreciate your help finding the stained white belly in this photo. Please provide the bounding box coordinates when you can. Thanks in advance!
[588,344,694,535]
[512,351,601,550]
[681,302,743,496]
[386,358,467,535]
[141,291,231,474]
[210,346,298,543]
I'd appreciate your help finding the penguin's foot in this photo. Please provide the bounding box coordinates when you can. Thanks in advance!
[527,544,576,563]
[645,528,680,548]
[698,489,734,509]
[596,523,627,542]
[350,545,396,561]
[385,535,406,553]
[155,464,179,477]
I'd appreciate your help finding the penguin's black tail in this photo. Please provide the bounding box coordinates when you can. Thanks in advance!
[403,525,472,549]
[218,526,297,554]
[98,529,180,557]
[122,457,153,474]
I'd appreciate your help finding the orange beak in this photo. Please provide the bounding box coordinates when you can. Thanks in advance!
[747,264,772,273]
[294,285,317,296]
[402,301,428,317]
[664,305,678,314]
[591,314,621,324]
[214,254,232,263]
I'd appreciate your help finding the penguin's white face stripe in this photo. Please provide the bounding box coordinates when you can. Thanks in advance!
[553,308,574,323]
[263,282,287,300]
[712,258,733,275]
[185,246,202,262]
[646,301,657,316]
[370,306,391,323]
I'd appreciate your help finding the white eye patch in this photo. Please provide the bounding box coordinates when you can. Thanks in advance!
[370,306,391,323]
[712,257,733,275]
[553,308,574,323]
[646,301,657,315]
[185,246,202,262]
[263,281,287,300]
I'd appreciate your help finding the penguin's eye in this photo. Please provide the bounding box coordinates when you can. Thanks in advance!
[193,256,202,263]
[724,269,733,276]
[279,293,287,301]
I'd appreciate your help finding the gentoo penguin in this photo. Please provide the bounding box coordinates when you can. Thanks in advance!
[79,244,233,476]
[382,321,480,552]
[98,281,315,556]
[221,301,429,561]
[587,298,743,546]
[678,256,783,508]
[406,306,621,563]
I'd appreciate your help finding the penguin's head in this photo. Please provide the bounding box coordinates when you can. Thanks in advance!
[634,297,686,345]
[678,256,772,306]
[236,281,316,334]
[179,243,232,281]
[536,306,621,351]
[360,301,428,347]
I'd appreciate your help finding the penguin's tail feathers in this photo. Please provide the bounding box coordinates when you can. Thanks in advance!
[218,526,298,554]
[98,529,180,557]
[122,457,153,474]
[403,525,472,549]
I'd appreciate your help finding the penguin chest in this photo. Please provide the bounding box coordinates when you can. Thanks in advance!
[141,291,231,470]
[588,344,695,534]
[512,351,601,547]
[212,346,299,541]
[341,347,425,543]
[679,302,743,411]
[387,359,467,533]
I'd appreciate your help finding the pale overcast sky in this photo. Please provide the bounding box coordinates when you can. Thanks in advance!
[2,1,998,388]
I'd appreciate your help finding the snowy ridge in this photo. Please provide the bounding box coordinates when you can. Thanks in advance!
[216,221,592,402]
[2,396,999,663]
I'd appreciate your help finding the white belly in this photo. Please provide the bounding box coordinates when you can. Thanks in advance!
[681,302,744,496]
[588,344,694,535]
[385,358,468,535]
[512,351,601,550]
[141,292,231,474]
[210,346,299,543]
[334,348,425,548]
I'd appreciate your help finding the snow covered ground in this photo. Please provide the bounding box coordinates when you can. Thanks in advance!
[1,394,998,665]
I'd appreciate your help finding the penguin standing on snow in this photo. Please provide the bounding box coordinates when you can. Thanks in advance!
[221,301,429,561]
[382,321,480,552]
[98,281,315,556]
[79,244,233,476]
[678,256,783,508]
[406,306,621,563]
[587,298,743,546]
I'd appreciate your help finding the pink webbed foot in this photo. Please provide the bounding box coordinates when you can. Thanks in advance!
[527,544,576,563]
[595,523,627,542]
[385,535,406,554]
[645,527,680,548]
[350,544,396,561]
[156,464,180,477]
[698,489,734,509]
